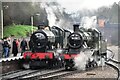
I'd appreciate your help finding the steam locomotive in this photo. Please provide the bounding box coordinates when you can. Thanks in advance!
[22,23,106,70]
[62,24,107,70]
[22,26,71,69]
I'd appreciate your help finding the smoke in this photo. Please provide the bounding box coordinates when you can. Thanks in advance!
[40,2,64,27]
[80,16,97,29]
[46,7,57,27]
[74,50,94,70]
[40,2,56,27]
[74,52,88,70]
[40,2,73,30]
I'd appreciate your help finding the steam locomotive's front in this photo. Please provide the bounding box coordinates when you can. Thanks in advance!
[23,30,55,61]
[30,31,48,51]
[22,27,65,69]
[63,24,107,70]
[30,30,55,52]
[68,32,83,49]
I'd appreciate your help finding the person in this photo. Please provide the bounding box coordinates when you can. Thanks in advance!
[3,37,10,58]
[16,39,20,52]
[12,39,18,56]
[20,38,27,56]
[7,37,11,57]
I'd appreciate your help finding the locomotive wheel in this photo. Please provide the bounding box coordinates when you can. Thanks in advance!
[93,62,98,68]
[48,60,54,69]
[65,66,69,70]
[91,61,98,68]
[55,59,64,68]
[65,66,74,70]
[65,64,72,70]
[22,62,30,69]
[86,61,98,70]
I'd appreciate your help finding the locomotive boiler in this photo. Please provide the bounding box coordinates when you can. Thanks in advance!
[22,26,68,69]
[29,30,55,52]
[63,24,107,70]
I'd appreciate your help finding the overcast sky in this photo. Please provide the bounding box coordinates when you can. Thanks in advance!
[57,0,119,12]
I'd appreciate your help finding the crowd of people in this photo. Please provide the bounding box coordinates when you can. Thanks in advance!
[0,36,28,58]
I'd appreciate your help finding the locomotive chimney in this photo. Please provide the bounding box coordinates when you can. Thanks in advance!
[73,24,80,32]
[38,23,45,30]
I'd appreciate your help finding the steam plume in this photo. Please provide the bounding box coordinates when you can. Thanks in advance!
[74,50,93,70]
[74,52,88,70]
[80,16,97,29]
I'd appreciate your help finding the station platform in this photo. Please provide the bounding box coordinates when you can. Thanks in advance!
[0,53,23,62]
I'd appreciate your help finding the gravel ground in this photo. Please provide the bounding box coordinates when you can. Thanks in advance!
[63,66,117,78]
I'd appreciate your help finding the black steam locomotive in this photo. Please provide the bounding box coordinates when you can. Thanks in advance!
[22,23,106,70]
[22,26,71,69]
[63,24,107,70]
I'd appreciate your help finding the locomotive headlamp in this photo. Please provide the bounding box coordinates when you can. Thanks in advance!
[35,33,46,39]
[70,33,81,40]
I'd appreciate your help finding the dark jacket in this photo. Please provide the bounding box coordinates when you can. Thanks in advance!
[12,40,18,54]
[3,41,9,47]
[20,40,27,51]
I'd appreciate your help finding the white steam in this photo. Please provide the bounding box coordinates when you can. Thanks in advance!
[74,52,88,70]
[80,16,97,29]
[40,2,57,27]
[74,50,94,70]
[40,2,72,30]
[46,7,57,27]
[73,16,98,70]
[40,2,64,27]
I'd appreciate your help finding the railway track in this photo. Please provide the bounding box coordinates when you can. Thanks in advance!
[16,68,100,80]
[2,69,40,80]
[2,62,119,80]
[2,60,119,80]
[0,70,22,77]
[22,68,70,80]
[23,67,104,80]
[1,68,65,80]
[1,67,82,80]
[0,70,23,80]
[105,59,120,80]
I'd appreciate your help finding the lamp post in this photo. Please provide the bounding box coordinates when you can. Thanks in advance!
[0,1,3,38]
[0,1,8,38]
[31,16,33,33]
[31,13,40,33]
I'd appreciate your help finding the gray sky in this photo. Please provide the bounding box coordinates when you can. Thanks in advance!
[57,0,119,12]
[1,0,119,12]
